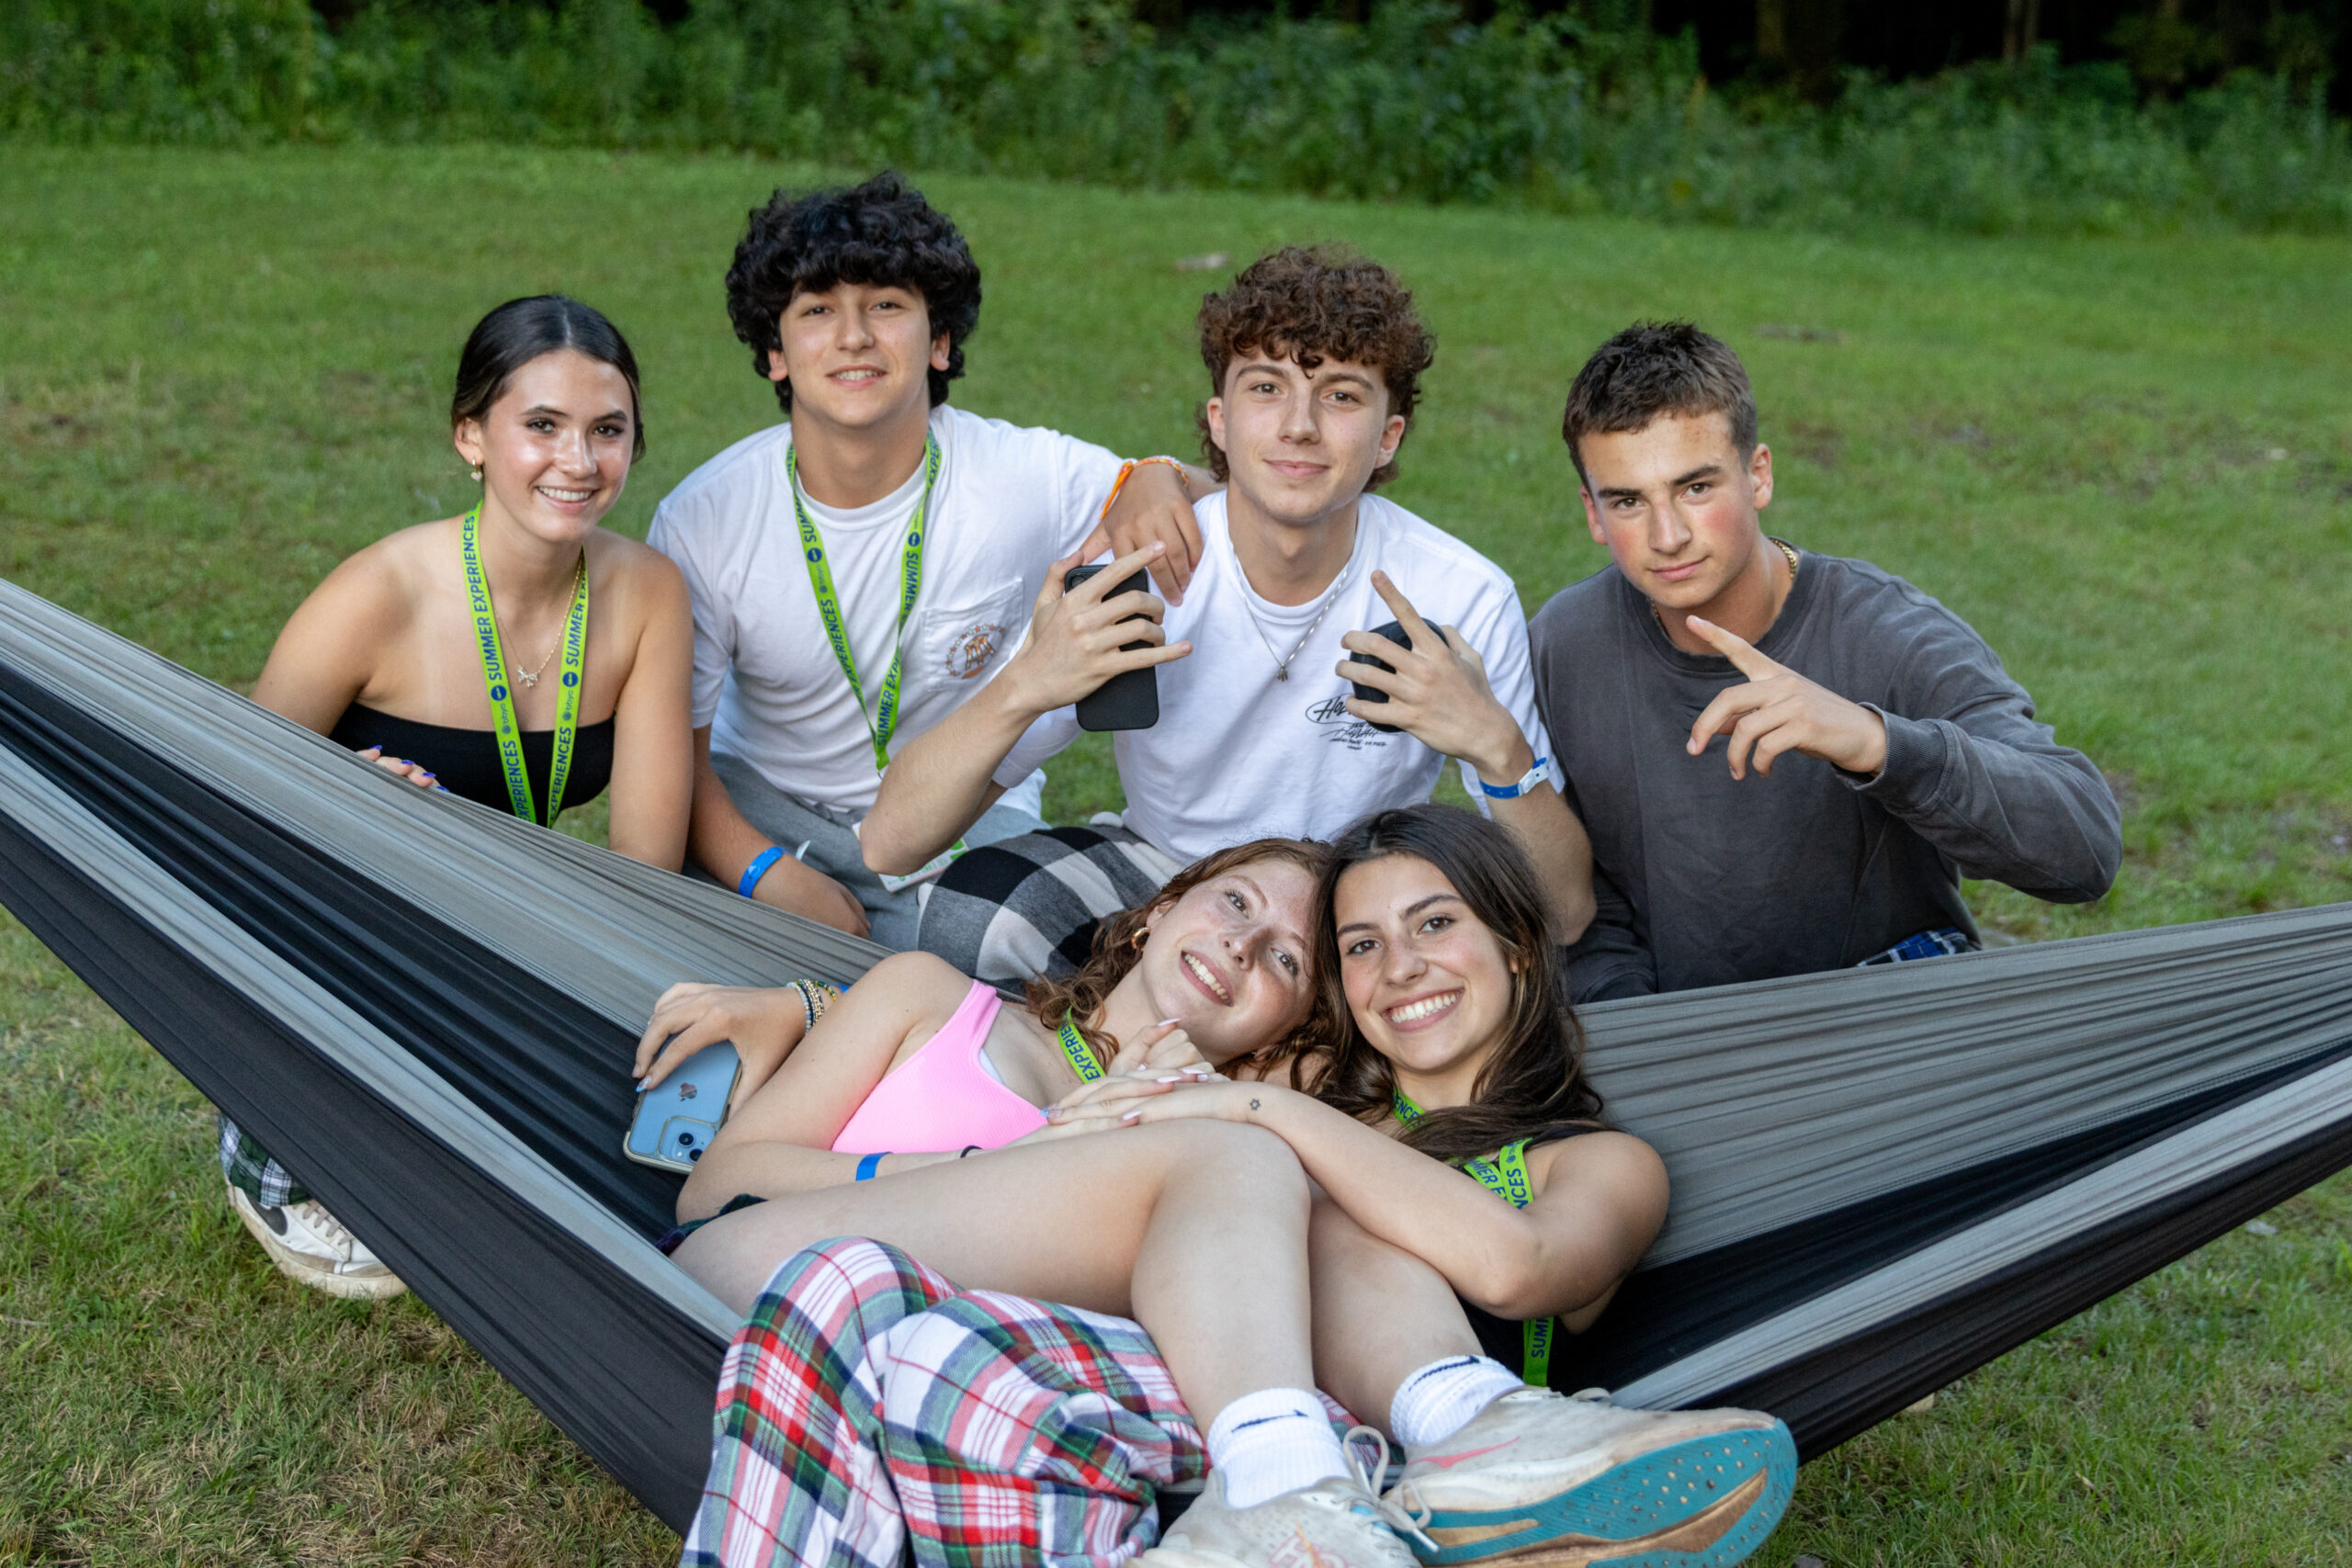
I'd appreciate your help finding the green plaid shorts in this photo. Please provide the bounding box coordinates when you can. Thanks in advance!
[218,1113,308,1209]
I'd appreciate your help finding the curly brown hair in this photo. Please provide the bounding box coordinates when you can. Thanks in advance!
[1195,245,1436,491]
[1024,837,1340,1081]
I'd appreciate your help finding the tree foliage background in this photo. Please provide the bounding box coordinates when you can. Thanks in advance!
[4,1,2349,233]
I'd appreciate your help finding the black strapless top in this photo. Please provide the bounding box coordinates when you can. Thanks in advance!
[330,702,616,822]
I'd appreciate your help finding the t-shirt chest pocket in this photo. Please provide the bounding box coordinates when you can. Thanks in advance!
[915,579,1026,685]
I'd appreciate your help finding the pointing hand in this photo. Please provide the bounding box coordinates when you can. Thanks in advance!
[1683,615,1887,780]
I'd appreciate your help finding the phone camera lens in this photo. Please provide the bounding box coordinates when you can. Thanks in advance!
[677,1132,694,1145]
[688,1147,702,1162]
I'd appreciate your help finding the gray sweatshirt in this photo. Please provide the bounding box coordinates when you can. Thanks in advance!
[1529,550,2120,1000]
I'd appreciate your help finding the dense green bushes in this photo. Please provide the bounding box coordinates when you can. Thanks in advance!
[7,0,2350,234]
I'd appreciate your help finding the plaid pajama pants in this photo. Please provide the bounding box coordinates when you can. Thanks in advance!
[683,1237,1358,1568]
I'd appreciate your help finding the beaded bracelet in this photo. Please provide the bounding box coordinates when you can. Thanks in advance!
[785,978,843,1034]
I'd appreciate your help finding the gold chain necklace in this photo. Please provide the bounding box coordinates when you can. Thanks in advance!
[512,555,588,688]
[1651,538,1799,637]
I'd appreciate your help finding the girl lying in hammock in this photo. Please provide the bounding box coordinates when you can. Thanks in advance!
[637,814,1794,1568]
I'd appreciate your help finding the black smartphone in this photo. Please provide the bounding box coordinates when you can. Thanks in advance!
[1350,619,1411,733]
[1063,565,1161,732]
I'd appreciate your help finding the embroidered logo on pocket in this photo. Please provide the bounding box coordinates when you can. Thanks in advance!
[944,622,1009,680]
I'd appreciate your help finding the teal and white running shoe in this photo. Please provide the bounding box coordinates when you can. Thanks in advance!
[1386,1387,1795,1567]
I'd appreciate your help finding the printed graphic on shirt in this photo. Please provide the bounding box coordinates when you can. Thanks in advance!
[944,621,1009,681]
[1303,693,1397,752]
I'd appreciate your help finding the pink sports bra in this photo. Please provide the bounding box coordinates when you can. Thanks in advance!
[831,980,1046,1155]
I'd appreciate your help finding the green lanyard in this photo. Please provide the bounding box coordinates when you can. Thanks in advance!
[1057,1011,1105,1084]
[1393,1089,1554,1388]
[460,505,589,826]
[786,434,943,774]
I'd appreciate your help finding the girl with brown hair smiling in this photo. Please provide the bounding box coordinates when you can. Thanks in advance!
[221,295,695,1300]
[1108,805,1794,1567]
[641,810,1794,1568]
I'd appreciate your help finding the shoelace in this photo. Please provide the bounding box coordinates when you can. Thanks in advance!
[1381,1387,1619,1519]
[288,1201,361,1260]
[1342,1427,1437,1553]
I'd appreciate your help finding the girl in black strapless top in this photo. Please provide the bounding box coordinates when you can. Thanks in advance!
[219,296,695,1301]
[330,704,616,825]
[249,295,691,863]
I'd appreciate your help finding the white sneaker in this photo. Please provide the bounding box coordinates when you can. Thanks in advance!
[227,1181,408,1302]
[1388,1387,1794,1566]
[1141,1429,1430,1568]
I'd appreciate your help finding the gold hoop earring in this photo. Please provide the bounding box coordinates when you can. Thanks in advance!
[1130,927,1148,952]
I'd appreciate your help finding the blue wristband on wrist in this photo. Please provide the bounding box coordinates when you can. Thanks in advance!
[1479,757,1552,800]
[738,845,786,898]
[854,1152,885,1182]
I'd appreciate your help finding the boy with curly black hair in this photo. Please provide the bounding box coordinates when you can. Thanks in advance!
[867,245,1594,984]
[649,173,1213,945]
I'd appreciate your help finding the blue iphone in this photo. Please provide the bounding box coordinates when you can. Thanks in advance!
[625,1042,743,1175]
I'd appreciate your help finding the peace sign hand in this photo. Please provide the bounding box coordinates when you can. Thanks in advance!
[1684,615,1888,781]
[1336,571,1530,781]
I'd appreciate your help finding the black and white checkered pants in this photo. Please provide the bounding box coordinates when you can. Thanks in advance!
[916,824,1183,988]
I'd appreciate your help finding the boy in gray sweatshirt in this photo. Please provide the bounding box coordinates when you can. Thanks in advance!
[1529,322,2120,1000]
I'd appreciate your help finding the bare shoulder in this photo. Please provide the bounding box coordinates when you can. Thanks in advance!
[854,951,980,1015]
[589,529,684,585]
[585,529,690,615]
[1531,1128,1668,1195]
[296,518,454,627]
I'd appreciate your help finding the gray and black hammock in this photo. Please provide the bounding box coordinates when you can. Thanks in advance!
[6,577,2352,1534]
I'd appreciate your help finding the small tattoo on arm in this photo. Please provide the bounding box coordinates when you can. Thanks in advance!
[1250,1098,1261,1111]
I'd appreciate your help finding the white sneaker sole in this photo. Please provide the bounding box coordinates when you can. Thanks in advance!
[227,1186,408,1302]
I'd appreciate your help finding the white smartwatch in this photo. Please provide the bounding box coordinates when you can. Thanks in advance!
[1478,756,1552,800]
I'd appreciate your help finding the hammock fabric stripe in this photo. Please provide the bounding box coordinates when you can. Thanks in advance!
[4,581,2351,1531]
[0,671,729,1527]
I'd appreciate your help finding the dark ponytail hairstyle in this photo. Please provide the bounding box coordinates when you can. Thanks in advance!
[1313,805,1604,1162]
[450,295,646,459]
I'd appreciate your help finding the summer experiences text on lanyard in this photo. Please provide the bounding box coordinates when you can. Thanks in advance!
[461,505,589,826]
[1057,1011,1105,1084]
[788,434,942,776]
[1392,1089,1555,1388]
[789,435,960,892]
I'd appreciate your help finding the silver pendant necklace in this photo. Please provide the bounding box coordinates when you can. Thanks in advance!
[1240,558,1353,682]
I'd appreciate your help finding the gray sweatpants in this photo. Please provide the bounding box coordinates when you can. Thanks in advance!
[704,750,1048,951]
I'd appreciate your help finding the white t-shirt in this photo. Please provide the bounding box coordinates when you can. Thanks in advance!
[649,406,1124,818]
[991,491,1554,863]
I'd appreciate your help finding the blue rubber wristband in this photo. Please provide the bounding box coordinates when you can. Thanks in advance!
[854,1152,885,1182]
[738,846,786,898]
[1479,756,1551,800]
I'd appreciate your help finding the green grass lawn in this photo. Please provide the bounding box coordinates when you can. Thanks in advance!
[3,145,2350,1564]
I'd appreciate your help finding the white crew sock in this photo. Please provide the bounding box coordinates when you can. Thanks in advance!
[1205,1388,1350,1509]
[1388,1356,1527,1448]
